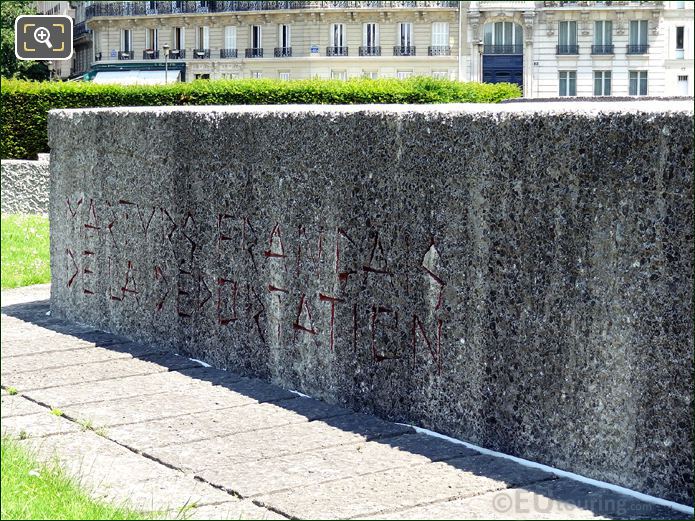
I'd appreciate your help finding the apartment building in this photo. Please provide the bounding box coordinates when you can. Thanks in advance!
[33,1,75,78]
[75,1,693,97]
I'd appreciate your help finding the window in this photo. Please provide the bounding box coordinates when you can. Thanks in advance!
[251,25,262,49]
[331,70,347,80]
[174,27,185,50]
[363,70,378,79]
[224,26,236,50]
[593,71,611,96]
[397,70,413,80]
[196,26,209,49]
[676,26,684,59]
[146,28,158,50]
[675,1,685,8]
[677,75,688,95]
[559,70,576,96]
[629,20,648,51]
[279,24,291,48]
[629,70,648,95]
[121,29,132,52]
[432,70,448,79]
[483,21,522,51]
[251,71,262,79]
[558,21,578,53]
[397,22,413,47]
[194,73,210,80]
[594,21,612,45]
[363,23,379,47]
[279,71,290,80]
[431,22,449,46]
[330,23,346,47]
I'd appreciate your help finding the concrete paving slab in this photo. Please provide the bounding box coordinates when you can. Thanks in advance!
[199,432,479,497]
[2,409,81,438]
[1,346,136,374]
[106,398,351,449]
[254,455,555,519]
[146,413,412,472]
[1,393,47,417]
[164,501,288,520]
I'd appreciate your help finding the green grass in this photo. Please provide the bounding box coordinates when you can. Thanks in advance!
[1,436,152,520]
[1,214,50,289]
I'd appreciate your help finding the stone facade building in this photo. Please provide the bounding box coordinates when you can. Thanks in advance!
[74,1,693,97]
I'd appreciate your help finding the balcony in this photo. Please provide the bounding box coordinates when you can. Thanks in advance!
[86,1,459,19]
[393,45,416,56]
[627,44,649,54]
[483,44,522,54]
[359,46,381,56]
[543,1,662,6]
[428,45,451,56]
[118,50,134,60]
[193,48,210,59]
[143,49,160,59]
[274,47,292,57]
[169,49,186,59]
[73,21,89,39]
[556,44,579,55]
[220,48,238,58]
[246,48,264,58]
[591,44,614,54]
[327,46,349,56]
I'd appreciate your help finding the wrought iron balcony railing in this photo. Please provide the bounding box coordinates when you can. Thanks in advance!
[274,47,292,57]
[393,45,416,56]
[246,47,264,57]
[556,44,579,54]
[483,44,522,54]
[428,45,451,55]
[220,48,238,58]
[359,46,381,56]
[627,44,649,54]
[143,49,160,59]
[543,1,662,6]
[73,21,89,38]
[327,46,349,56]
[591,44,614,54]
[118,50,134,60]
[193,48,211,59]
[169,49,186,59]
[86,1,459,19]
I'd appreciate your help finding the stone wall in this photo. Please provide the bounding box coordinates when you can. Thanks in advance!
[48,102,694,504]
[1,158,50,214]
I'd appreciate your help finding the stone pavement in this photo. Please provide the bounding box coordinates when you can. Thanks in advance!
[1,285,689,520]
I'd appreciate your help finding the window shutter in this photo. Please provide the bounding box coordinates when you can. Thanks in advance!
[225,26,236,49]
[363,23,368,46]
[203,26,210,49]
[375,23,380,46]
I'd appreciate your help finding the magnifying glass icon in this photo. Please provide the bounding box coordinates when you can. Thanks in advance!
[34,26,53,49]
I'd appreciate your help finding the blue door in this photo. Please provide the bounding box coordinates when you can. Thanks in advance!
[483,54,523,87]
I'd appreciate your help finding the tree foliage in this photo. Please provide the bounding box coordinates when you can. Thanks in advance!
[1,1,50,80]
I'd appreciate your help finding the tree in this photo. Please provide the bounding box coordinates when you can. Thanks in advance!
[1,1,50,80]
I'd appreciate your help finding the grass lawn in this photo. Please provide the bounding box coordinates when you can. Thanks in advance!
[1,214,51,289]
[1,436,153,520]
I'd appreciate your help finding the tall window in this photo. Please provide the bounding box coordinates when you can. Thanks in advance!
[121,29,132,52]
[330,23,346,48]
[251,25,262,49]
[594,21,612,46]
[279,71,290,81]
[559,70,576,96]
[363,22,379,47]
[397,70,413,80]
[279,24,291,48]
[174,27,185,50]
[146,28,158,50]
[483,21,522,52]
[431,22,449,47]
[629,20,648,51]
[593,71,611,96]
[196,26,209,49]
[397,22,413,47]
[629,70,648,96]
[331,70,347,80]
[558,21,578,53]
[676,26,684,59]
[224,26,236,50]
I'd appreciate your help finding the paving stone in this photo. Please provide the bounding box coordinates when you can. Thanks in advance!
[1,346,136,374]
[2,410,81,439]
[106,398,350,450]
[254,455,554,519]
[146,413,412,473]
[2,394,48,417]
[209,376,299,404]
[22,368,219,408]
[199,432,478,497]
[164,501,287,520]
[358,479,691,520]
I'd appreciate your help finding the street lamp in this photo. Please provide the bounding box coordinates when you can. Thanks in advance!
[163,43,170,84]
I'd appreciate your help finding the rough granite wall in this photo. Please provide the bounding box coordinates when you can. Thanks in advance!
[48,102,694,504]
[1,159,49,214]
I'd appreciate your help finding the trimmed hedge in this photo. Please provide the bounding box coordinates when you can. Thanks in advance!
[1,77,521,159]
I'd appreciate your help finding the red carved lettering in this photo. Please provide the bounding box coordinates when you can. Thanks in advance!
[66,249,78,288]
[217,278,238,325]
[153,266,171,312]
[293,293,318,335]
[319,293,344,351]
[412,315,443,375]
[82,250,95,295]
[66,197,82,219]
[264,223,287,259]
